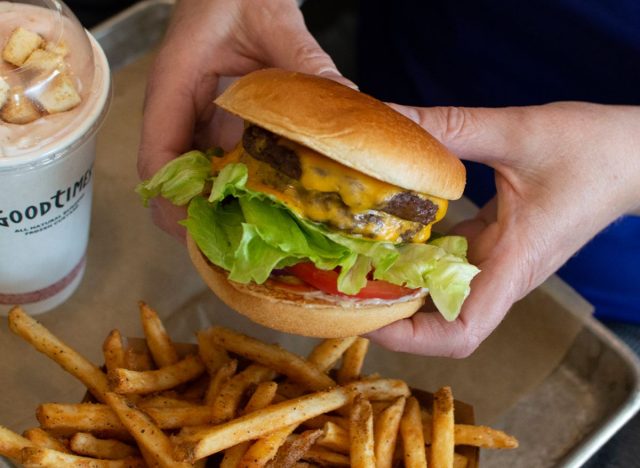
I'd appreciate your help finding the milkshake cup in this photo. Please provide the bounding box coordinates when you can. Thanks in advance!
[0,0,111,315]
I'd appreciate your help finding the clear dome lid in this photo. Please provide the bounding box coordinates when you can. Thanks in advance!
[0,0,100,159]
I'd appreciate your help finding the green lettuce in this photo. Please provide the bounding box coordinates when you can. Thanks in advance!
[137,152,480,321]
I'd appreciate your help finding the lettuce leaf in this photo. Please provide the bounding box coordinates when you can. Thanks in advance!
[138,153,480,321]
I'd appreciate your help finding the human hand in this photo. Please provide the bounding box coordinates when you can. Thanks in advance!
[370,102,640,357]
[138,0,349,239]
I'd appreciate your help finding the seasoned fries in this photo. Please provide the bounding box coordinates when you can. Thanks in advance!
[1,303,518,467]
[432,386,455,468]
[8,307,110,402]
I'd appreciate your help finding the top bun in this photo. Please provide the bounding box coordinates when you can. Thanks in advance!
[215,68,466,200]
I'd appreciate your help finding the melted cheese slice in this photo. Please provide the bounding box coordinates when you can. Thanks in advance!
[212,139,448,243]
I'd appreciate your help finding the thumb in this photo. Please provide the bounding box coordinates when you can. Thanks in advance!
[388,103,525,167]
[261,9,357,89]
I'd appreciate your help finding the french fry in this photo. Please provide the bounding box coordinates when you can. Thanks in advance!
[37,402,215,435]
[181,374,210,402]
[175,387,350,462]
[243,381,279,414]
[69,432,139,459]
[220,381,278,468]
[0,424,34,462]
[431,386,455,468]
[205,359,238,406]
[8,307,110,402]
[212,364,276,422]
[143,406,215,429]
[316,421,349,454]
[239,422,299,467]
[103,330,127,373]
[20,446,145,468]
[138,395,198,409]
[349,395,375,468]
[139,302,179,367]
[374,396,406,468]
[124,345,155,371]
[307,337,357,372]
[197,328,230,375]
[400,397,428,468]
[104,392,191,468]
[208,327,335,391]
[266,429,323,468]
[108,354,205,395]
[302,414,349,431]
[336,337,369,384]
[454,452,469,468]
[303,446,350,466]
[22,428,70,453]
[347,378,410,401]
[453,424,519,449]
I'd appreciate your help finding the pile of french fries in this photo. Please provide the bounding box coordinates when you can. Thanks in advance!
[0,303,518,467]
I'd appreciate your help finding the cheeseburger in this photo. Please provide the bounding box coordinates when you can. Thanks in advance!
[138,68,479,337]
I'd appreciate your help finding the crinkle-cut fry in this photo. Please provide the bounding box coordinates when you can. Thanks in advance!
[316,421,349,454]
[0,424,34,461]
[239,422,299,467]
[108,353,205,394]
[454,424,518,449]
[374,396,406,468]
[208,326,335,391]
[336,337,369,384]
[103,330,127,373]
[20,446,145,468]
[346,378,410,401]
[266,429,323,468]
[212,364,275,422]
[197,328,230,375]
[205,359,238,405]
[307,337,357,372]
[220,381,278,468]
[303,446,350,466]
[175,387,350,462]
[8,307,110,402]
[349,395,375,468]
[104,392,191,468]
[138,301,179,367]
[22,428,69,453]
[400,397,428,468]
[431,386,455,468]
[70,432,139,460]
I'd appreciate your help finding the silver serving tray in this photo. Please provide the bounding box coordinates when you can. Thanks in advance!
[2,2,638,467]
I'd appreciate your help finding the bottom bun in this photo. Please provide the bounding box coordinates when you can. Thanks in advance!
[187,235,426,338]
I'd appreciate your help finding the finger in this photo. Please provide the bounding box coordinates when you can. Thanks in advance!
[388,103,527,167]
[138,50,203,180]
[149,198,188,242]
[368,251,518,357]
[258,7,357,89]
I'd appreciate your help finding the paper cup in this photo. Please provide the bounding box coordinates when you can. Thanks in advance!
[0,13,111,315]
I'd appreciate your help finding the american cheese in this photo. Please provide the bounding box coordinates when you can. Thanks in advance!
[211,139,448,243]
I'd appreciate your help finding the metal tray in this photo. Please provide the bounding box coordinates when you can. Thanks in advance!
[88,2,640,466]
[2,2,638,467]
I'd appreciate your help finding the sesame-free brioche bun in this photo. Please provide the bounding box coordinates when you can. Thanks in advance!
[215,68,466,200]
[187,235,426,338]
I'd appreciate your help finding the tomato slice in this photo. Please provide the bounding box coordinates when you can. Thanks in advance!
[287,262,418,300]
